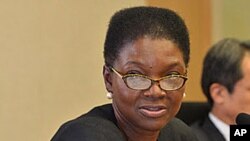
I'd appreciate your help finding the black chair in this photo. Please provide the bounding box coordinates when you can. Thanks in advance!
[176,102,211,125]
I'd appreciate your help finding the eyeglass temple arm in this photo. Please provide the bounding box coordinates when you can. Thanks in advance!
[110,67,123,78]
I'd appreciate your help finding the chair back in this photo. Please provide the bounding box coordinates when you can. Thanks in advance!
[176,102,211,125]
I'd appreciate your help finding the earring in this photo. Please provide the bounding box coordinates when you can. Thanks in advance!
[183,93,186,98]
[106,92,113,99]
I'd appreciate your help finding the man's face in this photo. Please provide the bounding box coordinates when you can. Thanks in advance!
[224,54,250,124]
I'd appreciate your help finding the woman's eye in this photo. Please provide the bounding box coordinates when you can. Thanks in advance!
[126,70,142,75]
[166,71,180,76]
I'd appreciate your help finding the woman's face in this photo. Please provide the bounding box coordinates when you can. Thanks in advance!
[104,37,187,132]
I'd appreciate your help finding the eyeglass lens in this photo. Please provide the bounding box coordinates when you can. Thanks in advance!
[124,75,185,90]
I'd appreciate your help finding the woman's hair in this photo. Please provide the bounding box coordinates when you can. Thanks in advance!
[201,38,250,105]
[104,6,190,67]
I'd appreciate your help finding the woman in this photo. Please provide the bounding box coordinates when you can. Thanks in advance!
[52,6,198,141]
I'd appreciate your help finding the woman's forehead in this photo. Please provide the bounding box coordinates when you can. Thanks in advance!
[114,37,185,70]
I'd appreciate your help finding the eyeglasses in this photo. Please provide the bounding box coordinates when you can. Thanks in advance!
[110,67,188,91]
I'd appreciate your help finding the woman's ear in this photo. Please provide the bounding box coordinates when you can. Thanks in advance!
[103,65,113,92]
[210,83,229,104]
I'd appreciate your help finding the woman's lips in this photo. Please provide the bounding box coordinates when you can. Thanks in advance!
[139,105,167,118]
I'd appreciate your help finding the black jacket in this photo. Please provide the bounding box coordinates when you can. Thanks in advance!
[191,116,226,141]
[52,104,198,141]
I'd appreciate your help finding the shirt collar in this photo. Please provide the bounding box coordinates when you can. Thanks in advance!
[209,112,230,141]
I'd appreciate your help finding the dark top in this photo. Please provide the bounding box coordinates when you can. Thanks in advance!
[51,104,198,141]
[191,116,226,141]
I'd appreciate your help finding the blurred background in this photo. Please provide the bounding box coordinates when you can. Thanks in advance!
[0,0,250,140]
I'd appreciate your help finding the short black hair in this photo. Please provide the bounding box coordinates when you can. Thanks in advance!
[104,6,190,67]
[201,38,250,105]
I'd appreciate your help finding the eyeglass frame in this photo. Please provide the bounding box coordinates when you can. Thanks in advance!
[109,67,188,91]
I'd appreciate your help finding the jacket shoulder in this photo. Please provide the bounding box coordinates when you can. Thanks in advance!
[51,104,125,141]
[159,118,198,141]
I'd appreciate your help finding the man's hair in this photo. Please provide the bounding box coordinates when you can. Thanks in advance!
[104,6,190,67]
[201,38,250,104]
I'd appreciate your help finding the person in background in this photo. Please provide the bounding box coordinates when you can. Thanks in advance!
[191,38,250,141]
[52,6,198,141]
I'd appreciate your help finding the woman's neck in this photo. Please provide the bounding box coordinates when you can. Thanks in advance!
[116,114,160,141]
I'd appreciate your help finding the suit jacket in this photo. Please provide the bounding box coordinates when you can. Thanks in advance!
[190,116,226,141]
[51,103,198,141]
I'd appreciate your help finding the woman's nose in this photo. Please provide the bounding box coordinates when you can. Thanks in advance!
[143,82,166,98]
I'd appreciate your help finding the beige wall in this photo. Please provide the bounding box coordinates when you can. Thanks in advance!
[0,1,145,141]
[212,0,250,42]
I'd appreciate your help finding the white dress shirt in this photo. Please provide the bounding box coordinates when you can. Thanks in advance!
[209,112,230,141]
